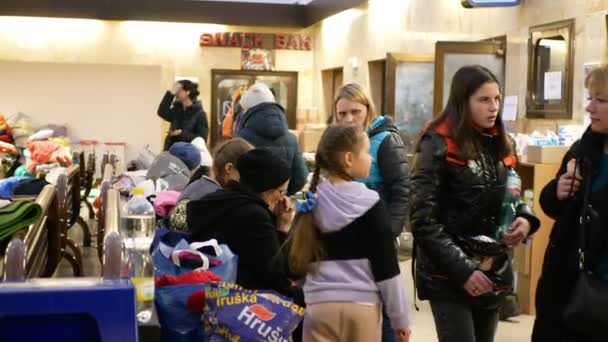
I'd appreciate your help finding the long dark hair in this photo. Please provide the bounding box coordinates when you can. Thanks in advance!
[289,124,367,275]
[178,80,200,101]
[427,65,511,160]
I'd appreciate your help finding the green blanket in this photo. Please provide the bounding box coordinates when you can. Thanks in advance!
[0,200,44,242]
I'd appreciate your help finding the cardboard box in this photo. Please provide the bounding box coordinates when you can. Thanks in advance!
[525,146,569,164]
[298,124,326,152]
[296,107,320,130]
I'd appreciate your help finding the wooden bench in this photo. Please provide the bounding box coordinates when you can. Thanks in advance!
[56,165,90,276]
[2,185,61,280]
[97,163,114,263]
[101,152,119,177]
[102,188,122,278]
[75,151,96,221]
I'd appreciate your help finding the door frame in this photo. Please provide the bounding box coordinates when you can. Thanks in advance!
[433,41,505,116]
[210,69,298,146]
[386,53,435,118]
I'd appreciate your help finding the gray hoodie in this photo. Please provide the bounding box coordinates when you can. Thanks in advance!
[304,181,411,329]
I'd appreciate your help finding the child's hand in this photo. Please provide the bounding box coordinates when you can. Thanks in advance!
[395,328,411,342]
[275,196,295,233]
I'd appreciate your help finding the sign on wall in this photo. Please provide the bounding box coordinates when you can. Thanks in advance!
[200,32,312,51]
[241,48,275,71]
[461,0,520,7]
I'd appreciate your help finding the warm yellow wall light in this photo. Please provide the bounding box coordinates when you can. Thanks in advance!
[119,21,227,49]
[0,16,105,47]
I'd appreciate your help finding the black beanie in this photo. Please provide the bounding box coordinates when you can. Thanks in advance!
[236,149,291,193]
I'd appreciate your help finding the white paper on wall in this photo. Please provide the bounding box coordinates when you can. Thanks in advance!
[502,95,518,121]
[544,71,562,100]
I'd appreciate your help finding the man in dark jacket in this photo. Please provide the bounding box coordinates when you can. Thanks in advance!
[158,80,209,151]
[361,115,409,238]
[186,149,297,298]
[235,83,307,195]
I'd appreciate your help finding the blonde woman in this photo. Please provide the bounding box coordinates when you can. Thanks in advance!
[533,65,608,342]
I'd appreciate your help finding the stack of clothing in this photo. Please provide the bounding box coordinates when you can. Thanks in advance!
[0,200,43,254]
[25,128,72,175]
[7,112,35,151]
[0,114,20,177]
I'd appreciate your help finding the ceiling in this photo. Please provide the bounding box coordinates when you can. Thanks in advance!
[0,0,365,27]
[198,0,316,4]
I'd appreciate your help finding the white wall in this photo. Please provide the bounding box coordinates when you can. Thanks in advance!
[311,0,608,130]
[0,17,314,151]
[0,60,162,161]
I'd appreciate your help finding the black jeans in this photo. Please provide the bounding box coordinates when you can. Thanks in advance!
[430,299,499,342]
[381,308,394,342]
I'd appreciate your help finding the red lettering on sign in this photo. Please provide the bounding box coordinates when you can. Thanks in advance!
[200,33,214,46]
[215,32,227,46]
[241,33,253,48]
[200,32,312,50]
[254,34,264,48]
[288,35,300,50]
[275,34,287,49]
[229,33,240,47]
[301,36,312,50]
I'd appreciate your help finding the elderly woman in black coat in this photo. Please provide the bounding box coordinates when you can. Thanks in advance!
[533,65,608,342]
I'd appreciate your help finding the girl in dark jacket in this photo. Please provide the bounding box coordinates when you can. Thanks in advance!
[289,124,411,342]
[330,83,409,342]
[410,65,540,342]
[532,65,608,342]
[158,80,209,150]
[186,149,297,297]
[331,83,409,239]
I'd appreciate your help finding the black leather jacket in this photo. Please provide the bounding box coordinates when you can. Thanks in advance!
[411,128,539,301]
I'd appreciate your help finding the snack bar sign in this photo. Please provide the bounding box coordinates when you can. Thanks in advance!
[200,32,312,51]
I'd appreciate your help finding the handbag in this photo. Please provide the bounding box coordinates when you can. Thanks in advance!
[563,159,608,340]
[453,234,511,290]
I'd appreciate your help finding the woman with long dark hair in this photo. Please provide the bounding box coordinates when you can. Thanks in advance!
[410,65,540,342]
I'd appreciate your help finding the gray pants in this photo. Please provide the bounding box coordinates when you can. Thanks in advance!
[430,299,499,342]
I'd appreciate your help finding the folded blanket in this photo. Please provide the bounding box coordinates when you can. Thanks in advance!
[0,177,32,199]
[0,200,43,242]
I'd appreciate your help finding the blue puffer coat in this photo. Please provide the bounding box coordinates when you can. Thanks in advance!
[234,102,307,195]
[358,116,410,237]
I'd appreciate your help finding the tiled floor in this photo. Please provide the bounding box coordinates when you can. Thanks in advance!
[56,217,535,341]
[399,261,535,342]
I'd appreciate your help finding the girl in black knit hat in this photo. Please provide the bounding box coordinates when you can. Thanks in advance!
[186,148,298,297]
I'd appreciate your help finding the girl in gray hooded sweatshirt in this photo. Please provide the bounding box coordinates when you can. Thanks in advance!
[289,124,411,342]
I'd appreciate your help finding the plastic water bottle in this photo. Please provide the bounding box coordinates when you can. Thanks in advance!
[121,187,156,323]
[496,169,522,241]
[523,189,534,209]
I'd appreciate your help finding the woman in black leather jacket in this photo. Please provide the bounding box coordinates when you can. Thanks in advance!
[410,65,539,342]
